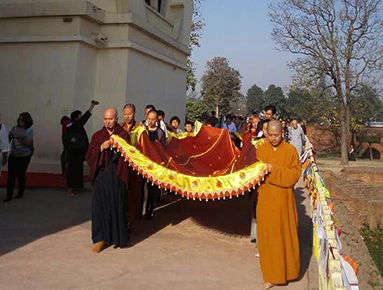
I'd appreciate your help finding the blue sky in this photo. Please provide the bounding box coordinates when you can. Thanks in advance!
[192,0,296,94]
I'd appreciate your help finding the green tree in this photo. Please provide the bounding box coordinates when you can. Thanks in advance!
[246,84,264,114]
[285,86,337,125]
[186,59,197,92]
[201,57,242,116]
[263,84,286,117]
[186,99,209,122]
[347,84,383,145]
[269,0,383,165]
[351,84,383,125]
[285,88,313,121]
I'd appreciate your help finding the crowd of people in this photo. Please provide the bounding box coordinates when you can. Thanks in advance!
[58,102,308,198]
[82,102,304,289]
[0,101,308,289]
[201,105,307,157]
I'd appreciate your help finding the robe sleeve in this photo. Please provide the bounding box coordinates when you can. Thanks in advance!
[267,148,302,188]
[85,133,105,183]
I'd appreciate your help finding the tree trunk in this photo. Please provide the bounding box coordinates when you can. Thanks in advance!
[339,101,349,165]
[351,130,355,147]
[215,104,219,118]
[369,142,373,161]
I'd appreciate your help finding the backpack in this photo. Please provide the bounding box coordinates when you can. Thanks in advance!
[66,126,88,151]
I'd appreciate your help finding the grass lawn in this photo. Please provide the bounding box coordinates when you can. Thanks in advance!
[360,224,383,277]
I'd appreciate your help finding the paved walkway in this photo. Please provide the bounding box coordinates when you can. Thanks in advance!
[0,180,314,290]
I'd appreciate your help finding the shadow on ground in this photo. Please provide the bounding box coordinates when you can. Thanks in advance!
[0,183,313,283]
[125,186,313,283]
[295,187,313,281]
[131,193,255,245]
[0,186,92,256]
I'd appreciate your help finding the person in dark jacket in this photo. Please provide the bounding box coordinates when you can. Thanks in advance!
[66,101,98,196]
[60,116,71,180]
[256,105,276,135]
[144,109,166,218]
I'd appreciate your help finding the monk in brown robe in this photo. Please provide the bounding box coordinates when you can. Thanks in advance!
[256,120,302,289]
[120,103,142,222]
[86,108,131,253]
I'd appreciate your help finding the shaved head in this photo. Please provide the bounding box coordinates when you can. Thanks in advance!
[123,104,135,125]
[267,120,282,132]
[267,120,284,148]
[104,107,118,118]
[123,103,135,112]
[103,107,118,131]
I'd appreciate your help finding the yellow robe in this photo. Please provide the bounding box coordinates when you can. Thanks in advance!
[256,140,302,284]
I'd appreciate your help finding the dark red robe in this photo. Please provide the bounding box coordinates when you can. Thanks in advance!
[86,125,131,246]
[86,125,129,185]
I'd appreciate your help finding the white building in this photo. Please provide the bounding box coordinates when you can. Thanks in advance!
[0,0,193,173]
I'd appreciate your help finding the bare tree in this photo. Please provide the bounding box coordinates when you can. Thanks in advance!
[187,0,206,91]
[269,0,383,164]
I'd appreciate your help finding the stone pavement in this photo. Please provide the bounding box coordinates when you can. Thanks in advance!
[0,180,314,290]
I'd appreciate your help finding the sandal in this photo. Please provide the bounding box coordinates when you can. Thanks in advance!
[259,282,275,290]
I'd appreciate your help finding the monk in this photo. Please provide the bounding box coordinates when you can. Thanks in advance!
[86,108,130,253]
[256,120,302,289]
[120,103,143,223]
[121,103,140,133]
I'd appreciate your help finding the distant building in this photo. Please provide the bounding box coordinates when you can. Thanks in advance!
[0,0,193,172]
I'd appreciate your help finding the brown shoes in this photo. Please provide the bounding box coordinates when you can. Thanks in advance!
[92,241,106,253]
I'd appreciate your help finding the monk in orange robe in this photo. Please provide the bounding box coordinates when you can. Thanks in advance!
[256,120,302,289]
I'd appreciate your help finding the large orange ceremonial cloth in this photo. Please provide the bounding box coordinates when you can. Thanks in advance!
[256,140,302,284]
[110,123,267,200]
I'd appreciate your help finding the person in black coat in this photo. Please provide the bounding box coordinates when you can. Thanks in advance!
[144,109,166,219]
[66,101,98,196]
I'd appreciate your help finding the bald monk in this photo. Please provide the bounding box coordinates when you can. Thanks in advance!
[86,108,130,253]
[256,120,302,289]
[121,103,140,133]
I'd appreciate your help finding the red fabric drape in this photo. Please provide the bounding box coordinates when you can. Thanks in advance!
[134,125,259,177]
